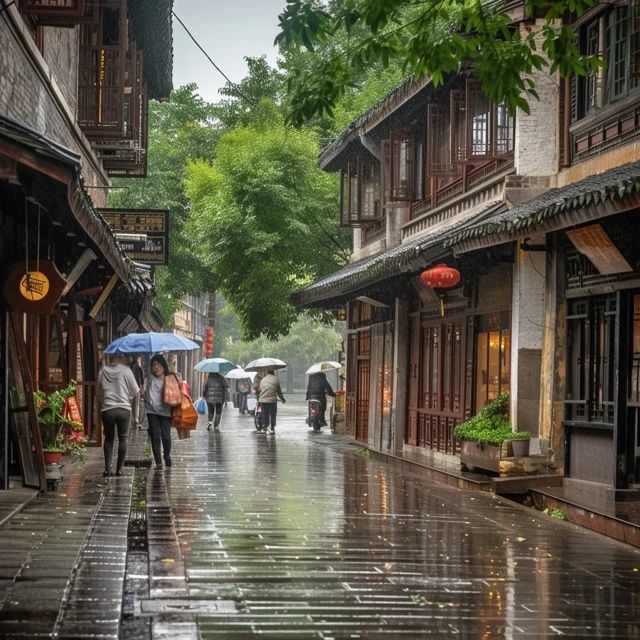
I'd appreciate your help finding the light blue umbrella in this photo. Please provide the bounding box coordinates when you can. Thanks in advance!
[104,332,199,354]
[194,357,237,374]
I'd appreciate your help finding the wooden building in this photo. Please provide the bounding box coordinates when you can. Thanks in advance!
[294,1,640,501]
[0,0,173,490]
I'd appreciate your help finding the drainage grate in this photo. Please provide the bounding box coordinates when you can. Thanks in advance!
[124,459,152,468]
[135,599,238,615]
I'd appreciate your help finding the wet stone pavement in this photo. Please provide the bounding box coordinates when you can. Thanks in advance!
[0,395,639,638]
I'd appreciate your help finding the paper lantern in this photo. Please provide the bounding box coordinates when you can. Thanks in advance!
[419,264,461,316]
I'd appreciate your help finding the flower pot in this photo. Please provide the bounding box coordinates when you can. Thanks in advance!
[43,450,63,465]
[509,439,530,457]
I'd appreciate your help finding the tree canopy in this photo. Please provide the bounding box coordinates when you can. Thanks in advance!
[276,0,601,126]
[185,120,349,340]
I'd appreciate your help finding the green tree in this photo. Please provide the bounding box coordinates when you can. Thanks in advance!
[276,0,601,126]
[185,121,349,340]
[109,84,219,320]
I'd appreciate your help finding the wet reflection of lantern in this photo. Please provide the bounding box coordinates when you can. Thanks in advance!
[419,264,461,316]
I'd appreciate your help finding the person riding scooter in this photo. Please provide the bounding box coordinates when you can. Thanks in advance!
[305,372,336,426]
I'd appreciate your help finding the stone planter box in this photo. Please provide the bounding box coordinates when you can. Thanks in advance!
[460,439,550,477]
[459,440,506,473]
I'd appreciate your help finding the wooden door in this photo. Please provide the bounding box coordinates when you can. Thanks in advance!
[7,313,45,489]
[356,361,370,442]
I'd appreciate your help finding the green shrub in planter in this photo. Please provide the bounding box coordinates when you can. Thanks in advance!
[453,393,530,446]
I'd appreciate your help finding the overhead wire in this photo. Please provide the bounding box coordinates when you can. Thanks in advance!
[171,10,295,132]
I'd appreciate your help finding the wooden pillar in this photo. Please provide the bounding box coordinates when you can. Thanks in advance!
[391,298,409,452]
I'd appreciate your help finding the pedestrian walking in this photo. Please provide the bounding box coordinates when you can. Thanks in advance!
[258,369,286,435]
[129,356,144,430]
[97,353,140,477]
[203,372,228,432]
[142,354,174,469]
[237,377,251,415]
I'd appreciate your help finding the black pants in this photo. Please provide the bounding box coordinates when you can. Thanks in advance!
[207,402,223,427]
[261,402,277,429]
[102,407,131,474]
[147,412,172,466]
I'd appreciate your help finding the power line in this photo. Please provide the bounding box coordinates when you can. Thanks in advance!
[172,10,294,132]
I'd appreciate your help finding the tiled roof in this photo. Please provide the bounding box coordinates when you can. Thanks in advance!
[129,0,174,100]
[447,161,640,251]
[293,199,505,307]
[319,76,432,171]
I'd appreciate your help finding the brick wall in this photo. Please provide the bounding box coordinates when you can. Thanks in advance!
[0,11,106,191]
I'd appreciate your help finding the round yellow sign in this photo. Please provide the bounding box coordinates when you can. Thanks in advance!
[19,271,50,301]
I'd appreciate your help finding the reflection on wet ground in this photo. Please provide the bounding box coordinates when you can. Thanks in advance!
[164,396,640,638]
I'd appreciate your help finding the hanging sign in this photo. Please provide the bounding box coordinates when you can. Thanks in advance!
[2,260,67,314]
[99,208,169,265]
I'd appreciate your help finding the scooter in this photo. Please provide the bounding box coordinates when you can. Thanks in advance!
[307,399,323,433]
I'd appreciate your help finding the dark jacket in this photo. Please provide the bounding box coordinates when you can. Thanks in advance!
[306,373,335,400]
[203,373,228,404]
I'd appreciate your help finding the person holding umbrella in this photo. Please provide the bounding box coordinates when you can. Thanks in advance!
[258,369,286,435]
[142,354,174,469]
[203,372,229,432]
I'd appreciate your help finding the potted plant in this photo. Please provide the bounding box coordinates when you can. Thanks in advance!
[33,380,87,464]
[454,393,531,472]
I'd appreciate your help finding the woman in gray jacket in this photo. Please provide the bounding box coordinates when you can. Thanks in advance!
[97,353,140,476]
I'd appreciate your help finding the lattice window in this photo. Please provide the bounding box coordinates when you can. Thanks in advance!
[450,89,467,162]
[566,296,616,424]
[78,0,127,136]
[389,129,414,201]
[428,103,456,176]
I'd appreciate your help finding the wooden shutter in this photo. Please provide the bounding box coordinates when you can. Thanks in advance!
[631,2,640,77]
[406,314,421,446]
[390,129,414,201]
[360,160,381,222]
[428,103,456,176]
[450,89,467,163]
[78,0,127,136]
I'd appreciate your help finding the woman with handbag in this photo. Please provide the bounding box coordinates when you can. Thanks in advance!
[142,354,176,469]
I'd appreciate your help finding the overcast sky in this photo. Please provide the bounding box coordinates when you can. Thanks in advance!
[172,0,287,104]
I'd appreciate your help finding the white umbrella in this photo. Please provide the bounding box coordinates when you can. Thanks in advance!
[194,357,237,374]
[225,368,256,381]
[305,361,342,375]
[245,357,287,372]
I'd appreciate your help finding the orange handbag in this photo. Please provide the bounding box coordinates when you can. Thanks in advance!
[162,373,182,407]
[171,392,198,429]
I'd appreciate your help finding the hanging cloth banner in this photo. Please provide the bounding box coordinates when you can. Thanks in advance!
[2,260,67,314]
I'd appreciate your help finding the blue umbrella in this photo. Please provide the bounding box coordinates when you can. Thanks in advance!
[104,332,199,354]
[194,357,237,374]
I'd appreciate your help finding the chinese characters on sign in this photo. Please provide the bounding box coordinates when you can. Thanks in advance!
[99,208,169,265]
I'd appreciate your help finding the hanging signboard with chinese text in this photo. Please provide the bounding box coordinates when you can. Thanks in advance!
[98,208,169,265]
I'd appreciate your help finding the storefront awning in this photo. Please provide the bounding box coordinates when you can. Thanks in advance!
[447,161,640,254]
[293,199,506,309]
[0,115,151,293]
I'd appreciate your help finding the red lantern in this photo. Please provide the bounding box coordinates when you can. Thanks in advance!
[204,327,214,357]
[419,264,461,316]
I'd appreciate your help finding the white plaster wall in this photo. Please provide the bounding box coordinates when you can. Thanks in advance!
[510,237,546,426]
[514,21,560,177]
